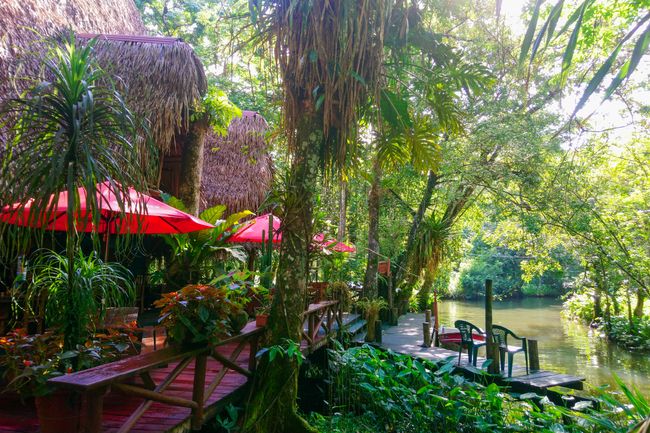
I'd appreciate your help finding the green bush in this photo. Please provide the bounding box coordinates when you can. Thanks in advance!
[315,343,650,433]
[563,292,596,323]
[605,315,650,351]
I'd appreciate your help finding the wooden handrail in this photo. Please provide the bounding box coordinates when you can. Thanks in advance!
[48,321,265,433]
[47,303,344,433]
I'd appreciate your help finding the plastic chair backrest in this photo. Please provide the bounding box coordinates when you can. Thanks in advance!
[492,325,508,347]
[455,320,479,344]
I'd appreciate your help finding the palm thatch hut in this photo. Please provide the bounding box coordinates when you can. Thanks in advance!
[200,111,273,214]
[0,0,208,214]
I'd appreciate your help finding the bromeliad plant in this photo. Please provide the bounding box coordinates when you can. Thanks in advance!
[155,284,241,346]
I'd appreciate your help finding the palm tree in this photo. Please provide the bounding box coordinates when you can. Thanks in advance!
[1,35,145,349]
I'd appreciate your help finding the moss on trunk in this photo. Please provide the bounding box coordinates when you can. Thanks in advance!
[241,117,322,433]
[178,114,208,216]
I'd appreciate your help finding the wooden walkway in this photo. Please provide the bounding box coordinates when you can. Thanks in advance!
[380,313,585,392]
[0,301,355,433]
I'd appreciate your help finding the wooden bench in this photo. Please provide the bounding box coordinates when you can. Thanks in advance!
[49,322,264,433]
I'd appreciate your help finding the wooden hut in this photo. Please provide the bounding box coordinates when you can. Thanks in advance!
[0,0,208,214]
[200,111,273,214]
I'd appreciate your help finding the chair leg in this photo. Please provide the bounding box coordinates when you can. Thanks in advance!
[458,345,462,365]
[524,349,529,374]
[499,350,506,372]
[506,353,511,377]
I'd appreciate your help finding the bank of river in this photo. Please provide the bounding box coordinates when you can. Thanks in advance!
[437,297,650,396]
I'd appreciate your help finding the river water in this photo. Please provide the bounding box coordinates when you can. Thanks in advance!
[437,298,650,397]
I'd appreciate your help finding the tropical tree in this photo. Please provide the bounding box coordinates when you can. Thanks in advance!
[240,1,393,431]
[0,36,145,349]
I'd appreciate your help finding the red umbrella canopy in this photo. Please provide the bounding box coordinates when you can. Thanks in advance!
[313,233,356,253]
[228,213,282,244]
[0,181,214,235]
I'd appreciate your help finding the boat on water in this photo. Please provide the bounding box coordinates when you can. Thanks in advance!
[437,326,486,347]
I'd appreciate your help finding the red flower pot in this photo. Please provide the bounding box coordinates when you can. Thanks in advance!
[255,314,269,327]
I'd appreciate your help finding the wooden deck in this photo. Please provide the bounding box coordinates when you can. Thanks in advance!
[0,342,251,433]
[0,301,356,433]
[379,313,586,392]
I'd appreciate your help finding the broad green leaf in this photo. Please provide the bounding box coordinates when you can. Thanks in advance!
[560,1,588,86]
[519,0,543,66]
[545,0,564,47]
[380,89,412,130]
[573,42,622,114]
[199,204,227,224]
[602,20,650,102]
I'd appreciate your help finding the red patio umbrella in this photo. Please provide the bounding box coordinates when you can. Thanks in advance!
[227,213,282,244]
[0,181,214,235]
[313,233,356,253]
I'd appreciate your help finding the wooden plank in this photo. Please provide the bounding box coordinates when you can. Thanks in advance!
[113,384,198,409]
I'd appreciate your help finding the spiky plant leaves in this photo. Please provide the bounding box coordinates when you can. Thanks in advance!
[0,34,145,349]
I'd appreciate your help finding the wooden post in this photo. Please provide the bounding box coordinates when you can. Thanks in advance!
[249,334,259,372]
[485,279,500,374]
[528,339,540,371]
[191,354,207,430]
[375,320,382,344]
[423,322,431,347]
[425,309,431,324]
[365,319,375,342]
[83,388,106,433]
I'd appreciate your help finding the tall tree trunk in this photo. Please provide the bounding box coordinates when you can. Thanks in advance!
[337,178,347,241]
[242,117,321,433]
[178,115,208,215]
[634,290,645,318]
[363,157,381,299]
[394,170,437,288]
[593,285,603,319]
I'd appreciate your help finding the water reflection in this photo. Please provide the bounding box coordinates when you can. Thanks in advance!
[437,298,650,396]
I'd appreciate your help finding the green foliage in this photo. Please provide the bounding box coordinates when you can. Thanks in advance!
[158,200,252,289]
[318,344,650,433]
[0,35,145,349]
[194,86,242,135]
[603,316,650,351]
[154,283,240,346]
[563,291,597,323]
[522,0,650,113]
[25,250,134,341]
[0,329,138,398]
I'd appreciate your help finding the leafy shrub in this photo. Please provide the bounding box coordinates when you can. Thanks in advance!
[317,343,650,433]
[605,315,650,351]
[563,291,596,323]
[155,284,240,346]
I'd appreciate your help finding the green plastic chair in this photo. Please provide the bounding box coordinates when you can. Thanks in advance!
[454,320,486,366]
[492,324,528,377]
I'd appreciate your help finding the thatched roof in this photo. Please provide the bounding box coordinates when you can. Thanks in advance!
[200,111,273,214]
[0,0,145,99]
[78,34,207,153]
[0,1,207,155]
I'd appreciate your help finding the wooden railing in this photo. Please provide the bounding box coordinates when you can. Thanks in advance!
[49,322,264,433]
[301,300,342,353]
[47,301,344,433]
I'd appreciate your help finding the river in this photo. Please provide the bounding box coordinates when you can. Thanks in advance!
[437,297,650,396]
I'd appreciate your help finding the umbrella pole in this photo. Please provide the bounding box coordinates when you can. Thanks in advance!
[104,232,110,262]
